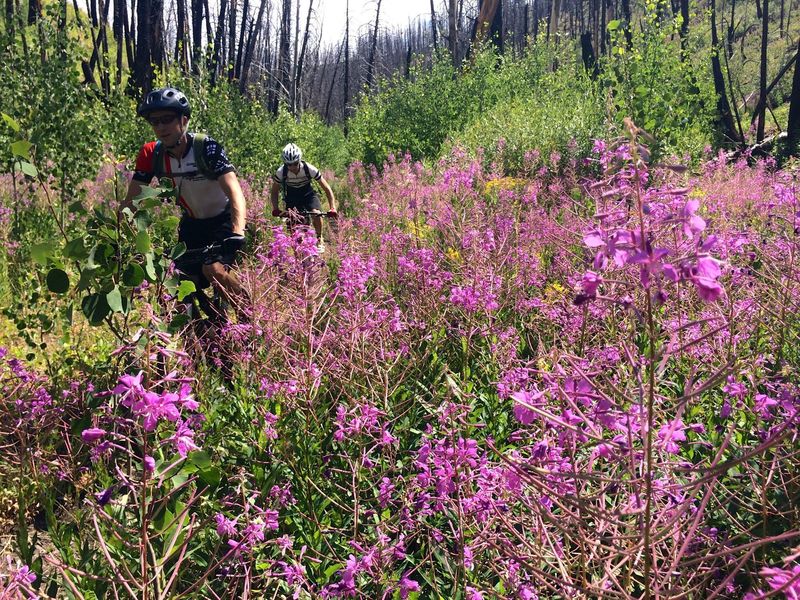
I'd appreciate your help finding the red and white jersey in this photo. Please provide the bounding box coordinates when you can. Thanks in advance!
[132,133,236,219]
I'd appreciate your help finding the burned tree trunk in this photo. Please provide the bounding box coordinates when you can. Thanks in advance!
[757,0,769,142]
[133,0,153,91]
[786,37,800,154]
[430,0,438,51]
[366,0,382,89]
[710,0,741,145]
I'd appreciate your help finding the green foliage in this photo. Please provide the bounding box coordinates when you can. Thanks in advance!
[602,2,718,159]
[447,66,604,173]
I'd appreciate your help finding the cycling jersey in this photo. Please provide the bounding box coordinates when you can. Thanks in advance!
[132,133,236,219]
[273,161,322,210]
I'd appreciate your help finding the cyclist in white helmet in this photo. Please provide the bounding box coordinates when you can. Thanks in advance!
[270,143,337,253]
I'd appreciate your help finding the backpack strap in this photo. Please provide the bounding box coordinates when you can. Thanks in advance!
[192,133,214,179]
[281,163,289,199]
[152,140,165,180]
[303,161,311,179]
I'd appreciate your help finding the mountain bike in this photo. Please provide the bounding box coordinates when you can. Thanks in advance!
[170,243,239,382]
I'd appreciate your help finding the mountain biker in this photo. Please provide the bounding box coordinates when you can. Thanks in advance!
[121,87,248,306]
[269,143,337,253]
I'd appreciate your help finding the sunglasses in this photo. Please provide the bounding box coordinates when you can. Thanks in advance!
[147,114,179,126]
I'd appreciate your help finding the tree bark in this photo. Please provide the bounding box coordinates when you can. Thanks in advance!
[548,0,559,40]
[133,0,152,92]
[277,0,291,107]
[449,0,458,65]
[727,0,735,57]
[581,31,599,78]
[235,0,250,79]
[210,0,227,86]
[678,0,689,52]
[294,0,314,110]
[150,0,164,73]
[325,41,343,123]
[343,0,350,131]
[191,0,203,73]
[786,37,800,154]
[710,0,741,145]
[366,0,382,89]
[757,0,769,142]
[27,0,40,26]
[227,0,237,80]
[241,0,268,92]
[176,0,188,71]
[429,0,438,51]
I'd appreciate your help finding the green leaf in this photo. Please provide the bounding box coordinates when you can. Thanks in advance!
[198,467,221,487]
[63,238,88,260]
[607,19,620,30]
[30,242,55,266]
[76,267,96,291]
[46,269,70,294]
[2,113,20,132]
[188,450,212,469]
[68,200,86,214]
[134,186,160,201]
[106,286,124,313]
[81,293,110,325]
[145,253,158,281]
[10,139,33,158]
[170,241,187,260]
[168,313,190,333]
[176,279,196,301]
[135,231,151,254]
[122,263,145,287]
[17,160,37,177]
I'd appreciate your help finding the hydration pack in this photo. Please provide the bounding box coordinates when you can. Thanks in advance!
[152,133,214,180]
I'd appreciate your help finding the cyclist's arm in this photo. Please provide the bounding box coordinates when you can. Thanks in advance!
[269,180,281,214]
[219,172,246,235]
[318,176,337,212]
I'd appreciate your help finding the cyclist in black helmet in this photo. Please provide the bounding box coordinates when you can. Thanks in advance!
[269,143,337,253]
[121,86,249,305]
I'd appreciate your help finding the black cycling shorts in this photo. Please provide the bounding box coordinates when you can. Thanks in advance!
[174,206,236,289]
[285,190,322,213]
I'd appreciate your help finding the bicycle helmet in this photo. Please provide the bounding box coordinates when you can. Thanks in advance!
[282,143,302,164]
[137,87,191,118]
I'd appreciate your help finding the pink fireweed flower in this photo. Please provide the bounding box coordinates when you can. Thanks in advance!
[215,513,238,538]
[681,199,707,238]
[754,394,779,420]
[378,477,395,507]
[398,572,420,599]
[627,247,670,288]
[574,271,603,305]
[658,419,687,454]
[760,563,800,599]
[169,419,199,457]
[81,428,107,443]
[466,587,484,600]
[685,256,724,301]
[510,388,546,425]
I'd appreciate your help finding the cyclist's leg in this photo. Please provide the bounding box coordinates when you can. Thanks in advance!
[201,261,247,301]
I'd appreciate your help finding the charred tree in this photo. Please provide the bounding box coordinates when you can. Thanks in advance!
[710,0,741,145]
[786,37,800,154]
[366,0,382,89]
[294,0,314,111]
[757,0,769,142]
[133,0,153,92]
